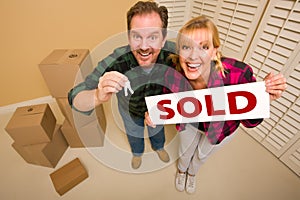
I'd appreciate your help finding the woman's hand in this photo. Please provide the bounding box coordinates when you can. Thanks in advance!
[264,72,287,101]
[145,112,156,128]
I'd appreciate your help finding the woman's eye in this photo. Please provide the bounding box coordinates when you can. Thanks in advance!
[182,45,190,50]
[202,45,209,50]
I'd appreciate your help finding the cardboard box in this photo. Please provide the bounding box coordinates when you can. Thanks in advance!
[12,124,68,168]
[95,104,107,134]
[61,117,105,148]
[5,103,56,145]
[76,118,105,147]
[55,97,76,127]
[55,97,94,128]
[56,97,107,132]
[50,158,88,196]
[39,49,93,98]
[56,97,107,148]
[61,120,84,148]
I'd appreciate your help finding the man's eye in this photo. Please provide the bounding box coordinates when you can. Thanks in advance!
[149,35,158,41]
[133,34,141,40]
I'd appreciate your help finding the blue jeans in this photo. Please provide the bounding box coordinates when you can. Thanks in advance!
[118,104,165,156]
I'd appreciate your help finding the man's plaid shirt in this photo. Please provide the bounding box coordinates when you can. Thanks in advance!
[68,41,190,118]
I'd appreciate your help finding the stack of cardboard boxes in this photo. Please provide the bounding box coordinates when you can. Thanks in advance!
[38,49,107,148]
[5,103,68,168]
[38,49,106,195]
[5,103,89,195]
[5,49,107,195]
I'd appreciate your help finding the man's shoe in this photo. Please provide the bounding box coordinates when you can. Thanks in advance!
[186,174,196,194]
[131,156,142,169]
[175,171,186,192]
[156,149,170,162]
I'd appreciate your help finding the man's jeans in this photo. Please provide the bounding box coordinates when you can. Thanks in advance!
[118,104,165,156]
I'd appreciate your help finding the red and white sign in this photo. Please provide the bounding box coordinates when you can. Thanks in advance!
[145,81,270,125]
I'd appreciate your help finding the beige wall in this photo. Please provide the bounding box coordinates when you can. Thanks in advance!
[0,0,138,106]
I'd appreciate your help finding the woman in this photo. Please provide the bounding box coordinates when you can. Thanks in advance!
[146,15,287,194]
[172,16,287,194]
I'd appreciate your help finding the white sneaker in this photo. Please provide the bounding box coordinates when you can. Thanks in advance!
[175,171,186,192]
[186,174,196,194]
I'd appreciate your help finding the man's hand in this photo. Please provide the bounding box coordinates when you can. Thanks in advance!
[96,71,128,103]
[264,72,287,101]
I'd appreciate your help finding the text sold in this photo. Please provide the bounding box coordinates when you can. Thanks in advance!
[145,82,269,125]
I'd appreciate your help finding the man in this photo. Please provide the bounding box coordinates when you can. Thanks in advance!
[68,1,178,169]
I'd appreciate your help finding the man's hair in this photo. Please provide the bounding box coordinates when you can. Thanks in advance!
[127,0,168,38]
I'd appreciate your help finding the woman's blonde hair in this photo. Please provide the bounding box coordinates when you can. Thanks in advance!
[171,16,225,76]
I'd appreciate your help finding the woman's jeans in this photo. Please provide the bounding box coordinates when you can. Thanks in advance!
[178,124,236,175]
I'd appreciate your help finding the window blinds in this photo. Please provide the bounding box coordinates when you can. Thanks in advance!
[244,0,300,158]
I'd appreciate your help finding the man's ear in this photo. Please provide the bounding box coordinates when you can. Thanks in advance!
[127,32,130,42]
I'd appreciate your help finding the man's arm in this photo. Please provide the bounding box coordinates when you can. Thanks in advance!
[68,45,130,114]
[72,89,97,113]
[71,71,128,112]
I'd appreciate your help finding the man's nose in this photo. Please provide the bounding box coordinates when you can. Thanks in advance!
[140,38,149,50]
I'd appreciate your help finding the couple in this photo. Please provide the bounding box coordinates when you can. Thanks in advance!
[68,0,287,194]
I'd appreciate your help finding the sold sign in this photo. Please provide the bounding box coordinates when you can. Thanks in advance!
[145,81,269,125]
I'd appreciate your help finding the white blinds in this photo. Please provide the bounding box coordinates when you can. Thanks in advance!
[244,0,300,157]
[156,0,189,31]
[280,138,300,176]
[214,0,268,60]
[177,0,268,60]
[157,0,268,59]
[191,0,219,20]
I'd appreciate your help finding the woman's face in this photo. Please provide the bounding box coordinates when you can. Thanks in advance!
[179,28,217,81]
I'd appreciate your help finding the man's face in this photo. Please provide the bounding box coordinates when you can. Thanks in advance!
[128,12,166,68]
